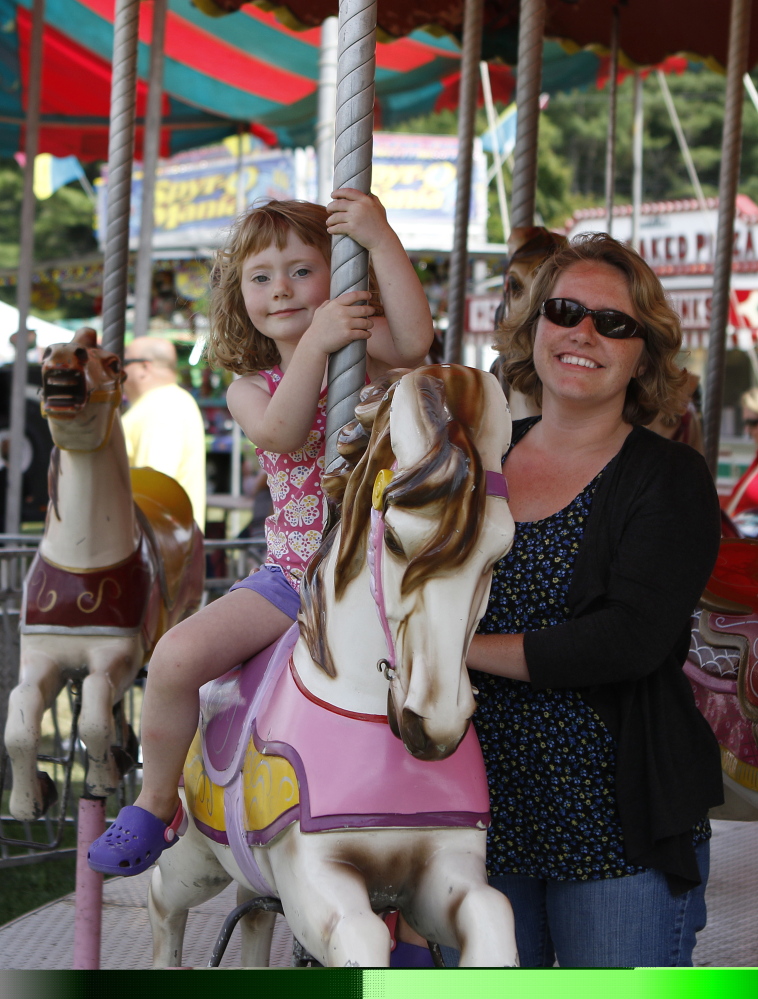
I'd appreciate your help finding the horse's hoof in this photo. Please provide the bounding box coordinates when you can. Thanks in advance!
[110,722,140,779]
[36,770,58,816]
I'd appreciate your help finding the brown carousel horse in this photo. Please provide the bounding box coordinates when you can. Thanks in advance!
[4,328,205,821]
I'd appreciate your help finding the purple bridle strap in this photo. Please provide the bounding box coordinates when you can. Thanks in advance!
[486,469,509,500]
[368,469,509,672]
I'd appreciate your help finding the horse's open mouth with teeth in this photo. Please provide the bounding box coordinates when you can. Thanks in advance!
[42,368,88,413]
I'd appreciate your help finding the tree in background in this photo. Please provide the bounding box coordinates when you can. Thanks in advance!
[398,68,758,236]
[0,158,97,271]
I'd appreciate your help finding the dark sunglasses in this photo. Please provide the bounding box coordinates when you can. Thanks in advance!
[744,418,758,428]
[540,298,646,340]
[123,357,150,367]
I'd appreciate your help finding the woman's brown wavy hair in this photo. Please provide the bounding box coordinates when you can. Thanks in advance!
[207,199,382,375]
[495,232,687,425]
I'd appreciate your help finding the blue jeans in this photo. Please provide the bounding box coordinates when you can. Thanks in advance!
[488,841,710,968]
[438,841,710,968]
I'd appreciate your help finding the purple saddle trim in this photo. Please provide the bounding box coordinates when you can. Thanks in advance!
[486,469,509,500]
[200,624,299,786]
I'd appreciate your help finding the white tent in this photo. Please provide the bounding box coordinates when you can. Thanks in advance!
[0,300,73,365]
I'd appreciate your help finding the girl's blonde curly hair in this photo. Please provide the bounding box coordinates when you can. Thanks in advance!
[207,199,381,375]
[495,232,687,426]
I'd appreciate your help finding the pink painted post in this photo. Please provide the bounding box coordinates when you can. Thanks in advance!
[73,797,106,969]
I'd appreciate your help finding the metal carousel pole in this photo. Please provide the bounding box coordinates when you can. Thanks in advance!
[317,16,339,206]
[4,0,44,537]
[324,0,377,468]
[73,0,141,971]
[100,0,141,357]
[443,0,484,364]
[604,4,620,236]
[703,0,753,475]
[509,0,546,230]
[133,0,168,340]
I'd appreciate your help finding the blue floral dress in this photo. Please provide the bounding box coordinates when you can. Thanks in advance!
[470,465,710,881]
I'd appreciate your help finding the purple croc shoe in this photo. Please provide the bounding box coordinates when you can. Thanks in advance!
[87,803,187,876]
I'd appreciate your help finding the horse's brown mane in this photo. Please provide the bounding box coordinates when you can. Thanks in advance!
[299,365,489,676]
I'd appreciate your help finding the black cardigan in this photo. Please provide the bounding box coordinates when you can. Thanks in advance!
[512,418,724,893]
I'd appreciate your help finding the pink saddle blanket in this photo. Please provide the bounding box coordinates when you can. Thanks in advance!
[199,626,490,834]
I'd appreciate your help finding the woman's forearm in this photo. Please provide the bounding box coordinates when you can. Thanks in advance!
[467,633,530,682]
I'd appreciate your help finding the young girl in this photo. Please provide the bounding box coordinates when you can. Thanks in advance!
[88,189,434,875]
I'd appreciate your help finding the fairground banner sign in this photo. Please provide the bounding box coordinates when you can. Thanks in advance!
[96,133,488,254]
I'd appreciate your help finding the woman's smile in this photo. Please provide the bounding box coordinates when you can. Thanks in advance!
[557,353,600,369]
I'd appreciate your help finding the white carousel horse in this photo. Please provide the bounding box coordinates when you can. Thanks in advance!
[148,363,519,968]
[686,534,758,821]
[4,328,205,821]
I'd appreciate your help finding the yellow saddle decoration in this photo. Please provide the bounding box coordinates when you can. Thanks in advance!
[183,731,300,839]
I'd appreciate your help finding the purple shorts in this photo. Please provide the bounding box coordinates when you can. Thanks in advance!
[229,564,301,621]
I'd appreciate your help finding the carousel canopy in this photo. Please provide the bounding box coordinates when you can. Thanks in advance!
[200,0,758,72]
[2,0,697,163]
[2,0,466,159]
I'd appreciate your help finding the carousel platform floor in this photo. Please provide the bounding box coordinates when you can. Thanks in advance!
[0,819,755,969]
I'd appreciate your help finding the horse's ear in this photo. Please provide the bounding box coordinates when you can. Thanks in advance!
[390,372,446,469]
[72,327,98,350]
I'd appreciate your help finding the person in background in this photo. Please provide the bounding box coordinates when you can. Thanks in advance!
[647,369,704,455]
[724,387,758,518]
[122,336,207,530]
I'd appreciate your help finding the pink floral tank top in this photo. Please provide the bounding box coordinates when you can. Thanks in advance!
[256,367,327,590]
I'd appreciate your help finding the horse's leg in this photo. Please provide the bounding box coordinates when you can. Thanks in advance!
[148,810,233,968]
[236,886,277,968]
[5,646,64,820]
[264,837,391,968]
[407,841,518,967]
[79,639,141,798]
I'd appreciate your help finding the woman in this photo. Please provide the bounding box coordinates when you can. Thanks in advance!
[724,387,758,517]
[467,233,723,967]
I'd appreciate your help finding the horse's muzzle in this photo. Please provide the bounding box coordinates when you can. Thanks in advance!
[399,705,468,762]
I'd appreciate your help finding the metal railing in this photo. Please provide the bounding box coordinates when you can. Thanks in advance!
[0,533,266,867]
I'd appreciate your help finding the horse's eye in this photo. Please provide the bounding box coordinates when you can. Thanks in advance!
[383,525,405,558]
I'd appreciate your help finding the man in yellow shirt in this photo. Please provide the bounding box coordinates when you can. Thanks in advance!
[122,337,206,529]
